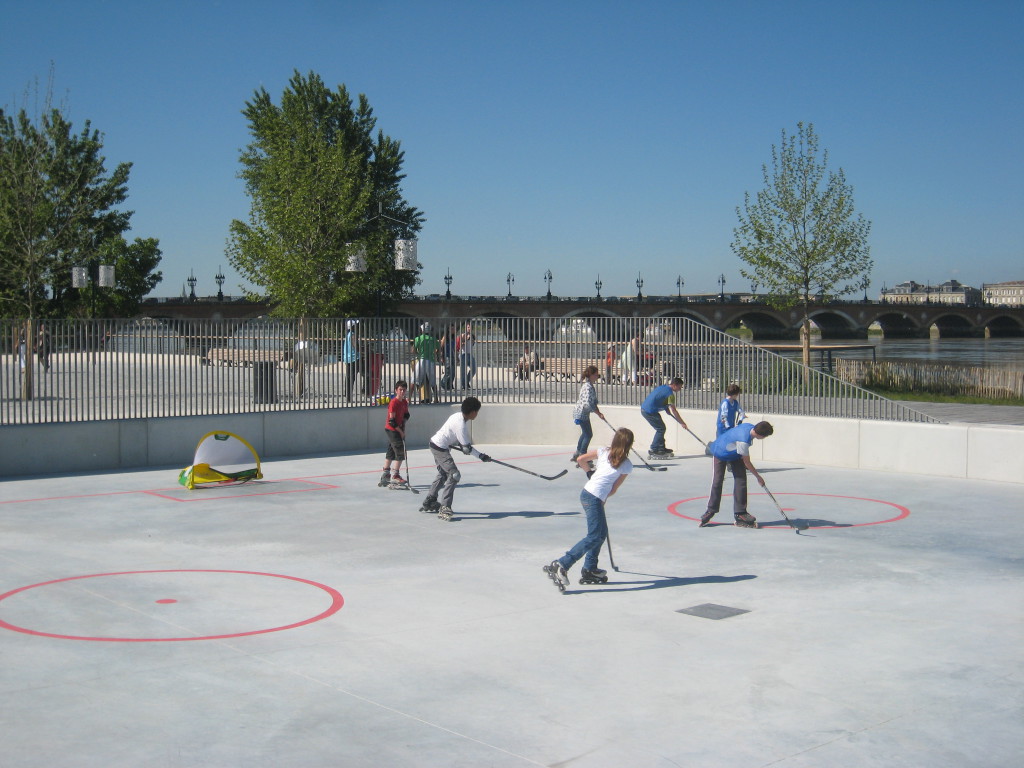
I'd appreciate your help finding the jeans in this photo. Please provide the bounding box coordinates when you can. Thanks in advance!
[559,489,608,572]
[575,415,593,456]
[459,353,476,388]
[705,457,748,518]
[642,409,666,452]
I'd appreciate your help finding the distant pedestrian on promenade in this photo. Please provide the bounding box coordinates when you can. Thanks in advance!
[457,322,476,388]
[440,324,458,390]
[411,323,440,403]
[343,319,361,401]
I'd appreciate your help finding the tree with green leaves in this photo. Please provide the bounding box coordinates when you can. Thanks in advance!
[0,98,134,320]
[732,122,872,368]
[228,70,423,318]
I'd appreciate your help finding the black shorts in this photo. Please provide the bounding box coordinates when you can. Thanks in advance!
[385,429,405,460]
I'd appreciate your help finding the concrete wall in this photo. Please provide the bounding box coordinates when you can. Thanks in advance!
[2,404,1022,485]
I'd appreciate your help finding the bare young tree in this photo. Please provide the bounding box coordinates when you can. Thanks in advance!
[732,122,872,368]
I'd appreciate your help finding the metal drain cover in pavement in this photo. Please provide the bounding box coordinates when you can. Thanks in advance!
[676,603,750,620]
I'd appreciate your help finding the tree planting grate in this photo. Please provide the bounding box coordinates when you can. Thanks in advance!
[676,603,750,620]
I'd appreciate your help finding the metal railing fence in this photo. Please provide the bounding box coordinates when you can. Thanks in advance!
[1,315,937,425]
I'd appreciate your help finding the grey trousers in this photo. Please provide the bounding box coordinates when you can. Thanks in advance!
[705,457,748,518]
[427,445,461,508]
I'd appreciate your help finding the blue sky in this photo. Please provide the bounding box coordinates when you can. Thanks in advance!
[2,0,1021,301]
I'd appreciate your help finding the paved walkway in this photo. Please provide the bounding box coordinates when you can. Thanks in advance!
[901,400,1024,425]
[1,443,1021,767]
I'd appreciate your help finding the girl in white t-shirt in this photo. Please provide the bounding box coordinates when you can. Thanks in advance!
[544,428,634,591]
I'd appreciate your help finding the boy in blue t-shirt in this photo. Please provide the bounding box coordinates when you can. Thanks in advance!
[700,421,774,528]
[640,377,687,458]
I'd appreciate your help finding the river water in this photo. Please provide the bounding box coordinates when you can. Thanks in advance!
[777,338,1024,369]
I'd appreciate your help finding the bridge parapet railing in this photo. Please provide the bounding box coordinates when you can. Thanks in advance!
[1,316,937,425]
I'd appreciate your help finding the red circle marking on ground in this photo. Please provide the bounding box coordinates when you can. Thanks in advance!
[0,569,344,642]
[155,598,178,604]
[668,493,910,529]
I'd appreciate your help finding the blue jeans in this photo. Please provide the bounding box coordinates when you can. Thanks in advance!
[642,409,666,452]
[559,489,607,572]
[575,415,593,456]
[459,353,476,387]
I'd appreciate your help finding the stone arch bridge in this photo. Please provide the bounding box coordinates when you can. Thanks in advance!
[395,296,1024,341]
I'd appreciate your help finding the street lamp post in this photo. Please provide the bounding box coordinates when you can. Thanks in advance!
[187,270,197,301]
[636,273,644,303]
[544,270,553,300]
[676,275,684,300]
[444,269,453,300]
[506,272,515,299]
[718,273,726,302]
[595,275,603,299]
[215,266,225,301]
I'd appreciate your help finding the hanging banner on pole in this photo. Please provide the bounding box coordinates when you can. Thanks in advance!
[394,239,418,271]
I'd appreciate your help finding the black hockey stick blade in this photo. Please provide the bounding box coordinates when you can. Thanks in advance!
[763,486,807,531]
[489,458,568,481]
[601,418,667,471]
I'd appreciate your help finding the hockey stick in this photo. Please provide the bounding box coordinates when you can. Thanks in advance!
[683,426,712,455]
[601,418,667,471]
[762,484,807,532]
[488,457,568,481]
[400,436,419,494]
[605,526,618,571]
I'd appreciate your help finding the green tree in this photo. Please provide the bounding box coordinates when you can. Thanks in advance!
[732,122,872,367]
[0,98,133,320]
[227,70,424,317]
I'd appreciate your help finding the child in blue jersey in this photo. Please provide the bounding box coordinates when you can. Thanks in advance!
[640,377,687,457]
[716,383,747,437]
[544,428,634,590]
[700,421,774,528]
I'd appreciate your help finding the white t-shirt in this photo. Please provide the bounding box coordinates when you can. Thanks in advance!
[583,446,632,502]
[430,411,483,458]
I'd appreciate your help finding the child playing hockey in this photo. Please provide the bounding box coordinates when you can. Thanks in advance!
[700,420,774,528]
[379,381,411,489]
[639,377,687,459]
[571,365,604,463]
[715,383,747,437]
[544,427,634,591]
[419,396,492,521]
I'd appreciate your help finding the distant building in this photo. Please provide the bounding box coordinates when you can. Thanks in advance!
[880,279,982,306]
[982,280,1024,307]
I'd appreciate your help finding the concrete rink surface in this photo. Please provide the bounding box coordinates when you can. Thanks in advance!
[0,443,1021,767]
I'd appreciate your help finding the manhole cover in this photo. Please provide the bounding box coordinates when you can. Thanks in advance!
[676,603,750,620]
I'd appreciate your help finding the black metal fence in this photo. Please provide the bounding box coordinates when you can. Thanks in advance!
[1,316,937,424]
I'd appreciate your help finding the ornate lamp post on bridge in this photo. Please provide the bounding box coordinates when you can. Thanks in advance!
[676,275,684,301]
[444,268,453,300]
[636,273,644,303]
[595,275,603,299]
[506,272,515,299]
[215,266,225,301]
[544,269,553,300]
[718,273,727,302]
[187,270,198,302]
